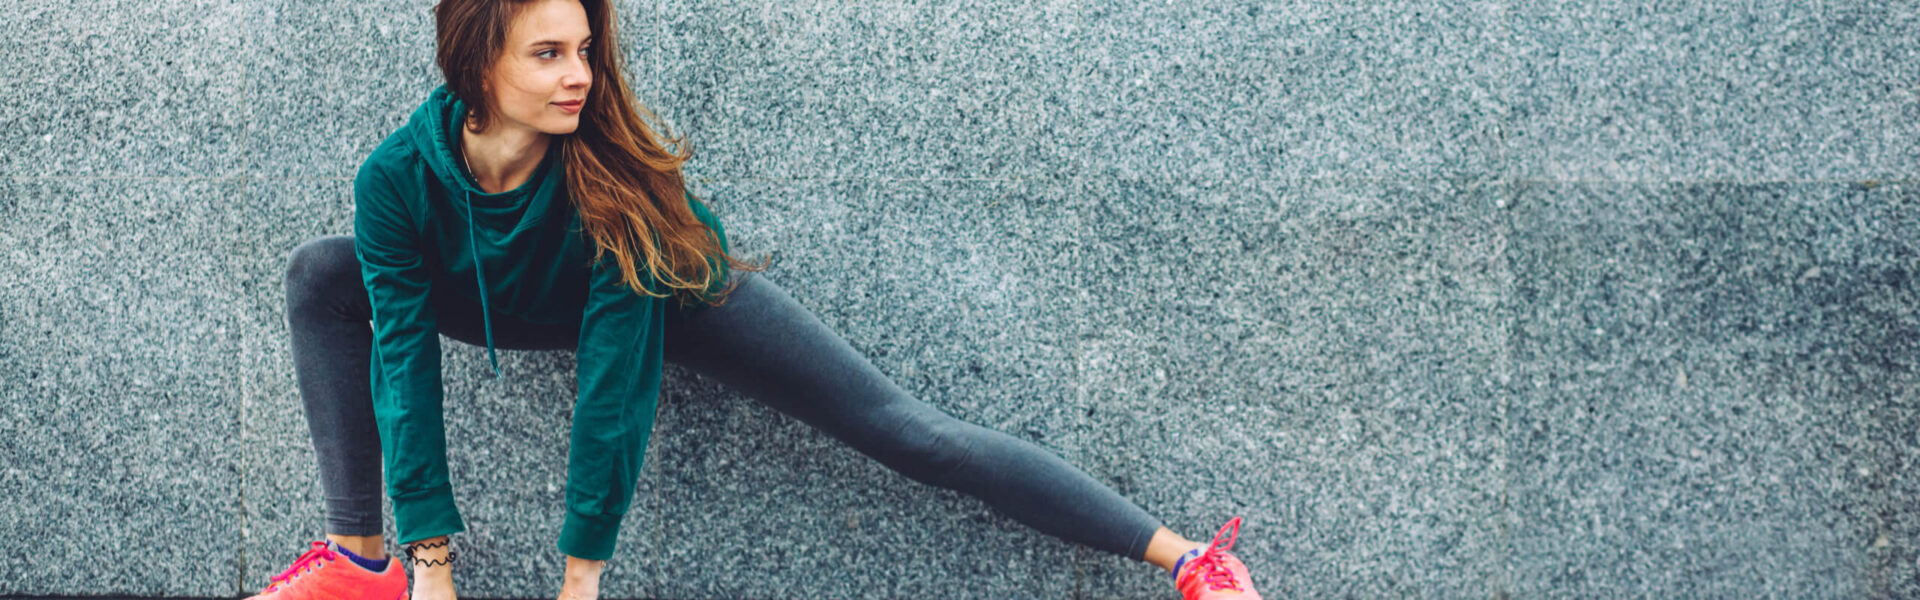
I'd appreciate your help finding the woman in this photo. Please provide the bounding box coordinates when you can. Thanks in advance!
[256,0,1264,598]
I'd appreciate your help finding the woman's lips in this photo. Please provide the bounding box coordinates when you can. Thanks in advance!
[554,100,582,114]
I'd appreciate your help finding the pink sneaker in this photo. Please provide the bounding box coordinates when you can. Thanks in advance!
[244,540,410,600]
[1174,516,1265,600]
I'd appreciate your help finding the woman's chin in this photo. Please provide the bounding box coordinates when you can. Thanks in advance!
[543,119,582,136]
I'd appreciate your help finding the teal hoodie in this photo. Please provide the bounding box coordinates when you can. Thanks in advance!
[352,84,729,561]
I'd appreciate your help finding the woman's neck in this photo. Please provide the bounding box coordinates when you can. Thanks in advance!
[460,122,550,194]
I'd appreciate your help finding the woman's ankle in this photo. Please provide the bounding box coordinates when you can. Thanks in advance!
[325,533,387,560]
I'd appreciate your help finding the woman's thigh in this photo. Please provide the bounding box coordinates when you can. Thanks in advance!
[659,270,962,467]
[659,270,870,404]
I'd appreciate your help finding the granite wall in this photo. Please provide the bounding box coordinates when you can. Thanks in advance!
[1,0,1915,598]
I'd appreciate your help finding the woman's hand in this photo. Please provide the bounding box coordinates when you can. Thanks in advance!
[406,536,458,600]
[412,574,458,600]
[557,555,606,600]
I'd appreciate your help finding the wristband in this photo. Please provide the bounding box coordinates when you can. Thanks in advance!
[403,538,456,568]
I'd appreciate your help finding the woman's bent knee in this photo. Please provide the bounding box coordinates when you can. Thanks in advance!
[286,235,357,296]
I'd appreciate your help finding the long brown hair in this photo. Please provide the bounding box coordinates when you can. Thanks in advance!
[434,0,768,310]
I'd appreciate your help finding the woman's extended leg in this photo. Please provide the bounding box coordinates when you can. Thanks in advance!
[659,270,1167,561]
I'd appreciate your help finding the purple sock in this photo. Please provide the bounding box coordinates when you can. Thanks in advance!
[332,541,391,572]
[1172,548,1203,582]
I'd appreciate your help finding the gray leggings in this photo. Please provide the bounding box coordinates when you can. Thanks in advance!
[284,234,1163,561]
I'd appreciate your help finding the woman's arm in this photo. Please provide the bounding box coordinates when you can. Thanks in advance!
[559,555,606,600]
[404,534,458,599]
[354,160,469,556]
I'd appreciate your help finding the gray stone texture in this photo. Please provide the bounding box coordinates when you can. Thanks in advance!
[0,0,1914,598]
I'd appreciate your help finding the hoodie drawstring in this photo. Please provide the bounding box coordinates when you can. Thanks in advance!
[459,188,502,378]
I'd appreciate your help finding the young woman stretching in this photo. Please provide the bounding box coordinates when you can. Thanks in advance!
[254,1,1264,598]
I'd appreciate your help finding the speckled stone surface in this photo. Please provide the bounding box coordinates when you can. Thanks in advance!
[1072,178,1512,599]
[1503,181,1919,598]
[1075,2,1511,182]
[0,2,247,178]
[3,0,1917,598]
[0,179,249,594]
[243,0,443,179]
[650,0,1081,181]
[1508,1,1920,182]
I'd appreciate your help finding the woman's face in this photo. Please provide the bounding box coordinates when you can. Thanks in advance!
[479,0,592,136]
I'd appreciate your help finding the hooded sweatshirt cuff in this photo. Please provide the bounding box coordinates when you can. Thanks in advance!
[392,482,465,546]
[558,508,626,561]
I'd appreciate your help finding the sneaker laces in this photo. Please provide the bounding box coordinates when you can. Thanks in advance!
[1186,516,1246,592]
[264,540,337,593]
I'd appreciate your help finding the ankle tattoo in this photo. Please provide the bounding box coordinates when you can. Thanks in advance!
[402,539,456,568]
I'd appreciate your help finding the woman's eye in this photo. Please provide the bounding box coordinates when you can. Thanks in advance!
[537,47,587,59]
